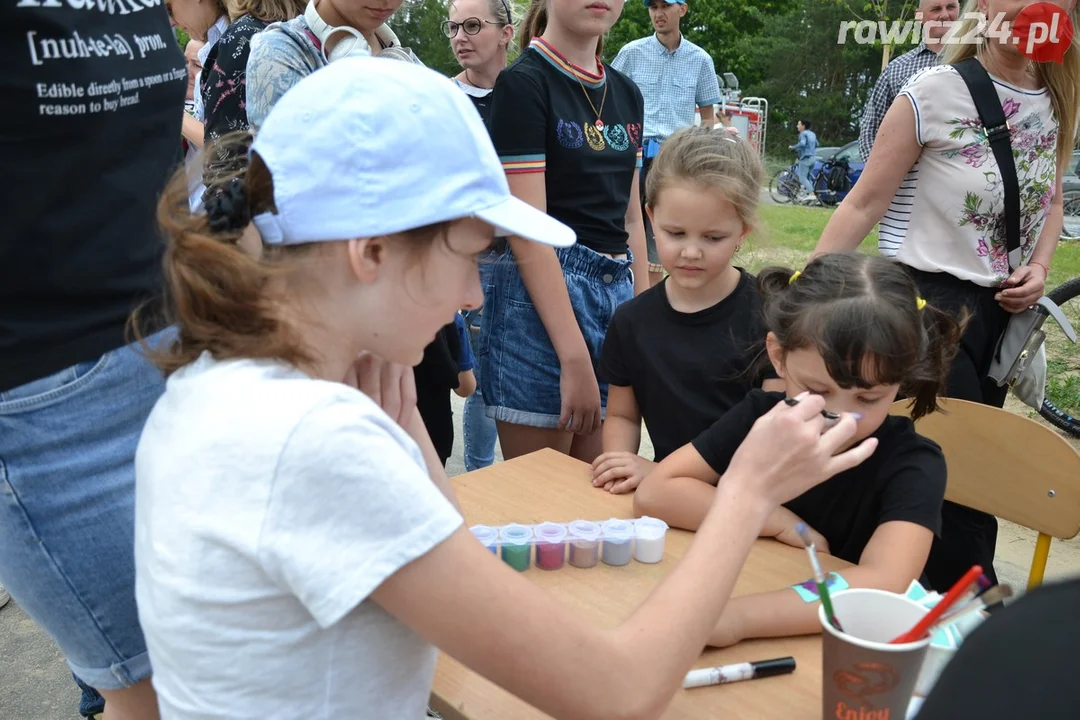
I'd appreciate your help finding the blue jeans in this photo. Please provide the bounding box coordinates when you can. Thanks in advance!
[462,258,498,472]
[797,157,815,193]
[478,243,634,428]
[0,330,171,690]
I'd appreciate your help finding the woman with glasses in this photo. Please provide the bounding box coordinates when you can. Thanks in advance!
[444,0,513,471]
[444,0,513,122]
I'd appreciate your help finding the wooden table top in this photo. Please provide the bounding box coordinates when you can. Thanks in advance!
[431,448,852,719]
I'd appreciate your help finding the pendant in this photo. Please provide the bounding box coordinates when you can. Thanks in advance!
[595,118,604,129]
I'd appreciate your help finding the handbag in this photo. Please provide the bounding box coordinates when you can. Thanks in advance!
[953,58,1077,408]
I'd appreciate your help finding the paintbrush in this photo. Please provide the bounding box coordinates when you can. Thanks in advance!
[795,523,843,632]
[935,584,1013,627]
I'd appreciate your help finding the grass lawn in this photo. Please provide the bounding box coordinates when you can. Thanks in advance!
[740,203,1080,428]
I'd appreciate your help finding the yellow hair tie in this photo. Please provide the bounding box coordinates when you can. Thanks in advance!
[916,297,927,311]
[789,270,801,285]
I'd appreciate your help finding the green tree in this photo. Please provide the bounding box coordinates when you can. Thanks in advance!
[603,0,800,70]
[728,0,911,153]
[394,0,460,76]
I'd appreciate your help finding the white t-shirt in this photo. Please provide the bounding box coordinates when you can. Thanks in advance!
[134,354,462,719]
[880,64,1058,286]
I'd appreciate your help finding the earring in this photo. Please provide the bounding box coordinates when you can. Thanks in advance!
[735,244,742,253]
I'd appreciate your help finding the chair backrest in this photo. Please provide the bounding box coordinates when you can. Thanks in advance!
[889,398,1080,540]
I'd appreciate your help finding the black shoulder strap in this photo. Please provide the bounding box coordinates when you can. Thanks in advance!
[953,56,1021,272]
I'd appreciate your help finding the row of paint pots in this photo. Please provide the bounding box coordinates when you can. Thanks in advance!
[469,517,670,572]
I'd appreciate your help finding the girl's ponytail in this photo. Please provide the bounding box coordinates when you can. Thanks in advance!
[131,139,314,376]
[756,265,797,302]
[519,0,547,52]
[900,303,967,421]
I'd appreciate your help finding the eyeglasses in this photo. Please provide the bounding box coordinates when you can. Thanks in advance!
[441,17,505,38]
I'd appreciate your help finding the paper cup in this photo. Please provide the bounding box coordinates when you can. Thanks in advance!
[820,589,931,720]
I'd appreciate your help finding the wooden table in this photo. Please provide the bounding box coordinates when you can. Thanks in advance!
[431,449,851,719]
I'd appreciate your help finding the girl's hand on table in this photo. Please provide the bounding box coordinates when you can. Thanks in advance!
[591,451,656,494]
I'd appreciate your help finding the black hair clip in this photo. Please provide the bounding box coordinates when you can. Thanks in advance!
[204,178,251,233]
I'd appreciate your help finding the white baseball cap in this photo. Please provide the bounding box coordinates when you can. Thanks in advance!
[250,56,575,248]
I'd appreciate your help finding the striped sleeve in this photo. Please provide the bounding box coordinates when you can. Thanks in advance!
[488,62,548,176]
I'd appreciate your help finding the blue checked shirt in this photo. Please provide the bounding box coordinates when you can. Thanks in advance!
[611,35,721,143]
[858,43,940,161]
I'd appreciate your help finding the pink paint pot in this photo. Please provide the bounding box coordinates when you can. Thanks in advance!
[534,522,568,570]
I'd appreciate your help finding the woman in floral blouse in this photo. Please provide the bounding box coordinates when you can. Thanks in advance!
[199,0,304,183]
[811,0,1078,594]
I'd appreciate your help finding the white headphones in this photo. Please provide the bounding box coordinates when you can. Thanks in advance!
[304,0,372,63]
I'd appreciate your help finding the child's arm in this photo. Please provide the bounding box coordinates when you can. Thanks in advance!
[707,521,934,647]
[600,384,641,454]
[633,443,722,528]
[454,369,476,398]
[592,385,655,493]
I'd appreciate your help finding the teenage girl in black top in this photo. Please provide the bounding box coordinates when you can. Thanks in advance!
[481,0,649,464]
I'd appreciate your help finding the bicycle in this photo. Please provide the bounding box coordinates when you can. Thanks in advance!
[769,160,817,204]
[1061,191,1079,241]
[1039,274,1080,437]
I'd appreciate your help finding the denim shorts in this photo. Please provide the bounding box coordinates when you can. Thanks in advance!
[477,242,634,428]
[0,331,170,690]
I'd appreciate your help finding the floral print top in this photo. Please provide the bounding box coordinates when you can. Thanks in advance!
[201,14,268,143]
[886,64,1058,288]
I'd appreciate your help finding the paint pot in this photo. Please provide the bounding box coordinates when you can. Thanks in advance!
[534,522,568,570]
[499,524,533,572]
[470,524,499,555]
[567,520,602,569]
[632,516,668,564]
[601,519,634,567]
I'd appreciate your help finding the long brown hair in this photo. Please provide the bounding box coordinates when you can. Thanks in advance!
[519,0,605,56]
[133,137,448,376]
[941,0,1080,170]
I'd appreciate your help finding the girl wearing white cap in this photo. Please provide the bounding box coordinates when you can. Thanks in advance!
[132,57,876,718]
[479,0,650,464]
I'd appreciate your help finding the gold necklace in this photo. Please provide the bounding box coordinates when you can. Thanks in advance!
[561,54,607,128]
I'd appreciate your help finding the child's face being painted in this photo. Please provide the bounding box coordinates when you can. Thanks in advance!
[766,335,901,446]
[341,217,488,367]
[648,180,747,293]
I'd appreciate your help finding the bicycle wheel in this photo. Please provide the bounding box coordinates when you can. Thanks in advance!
[1039,276,1080,437]
[813,171,836,206]
[769,169,798,204]
[1062,192,1080,240]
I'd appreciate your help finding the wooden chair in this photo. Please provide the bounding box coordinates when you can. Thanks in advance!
[890,398,1080,590]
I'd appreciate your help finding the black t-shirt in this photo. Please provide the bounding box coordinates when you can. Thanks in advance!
[487,38,644,255]
[414,322,462,467]
[692,390,946,564]
[598,270,772,462]
[1,1,186,392]
[916,576,1080,718]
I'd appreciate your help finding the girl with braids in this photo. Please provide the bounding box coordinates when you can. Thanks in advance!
[132,58,875,717]
[637,253,959,648]
[479,0,650,464]
[813,0,1079,591]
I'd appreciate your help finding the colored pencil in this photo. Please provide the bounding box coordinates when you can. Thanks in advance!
[890,565,983,644]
